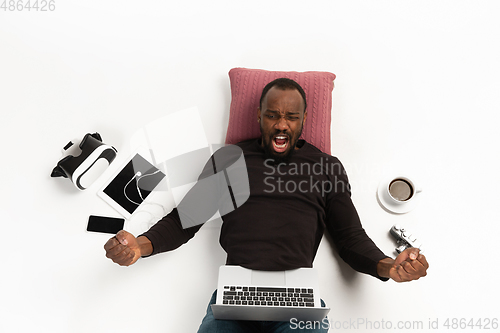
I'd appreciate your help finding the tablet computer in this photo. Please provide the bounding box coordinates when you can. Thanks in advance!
[98,153,166,219]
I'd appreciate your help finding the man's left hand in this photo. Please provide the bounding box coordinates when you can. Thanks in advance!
[389,248,429,282]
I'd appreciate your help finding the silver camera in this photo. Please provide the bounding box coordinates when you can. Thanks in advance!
[390,225,423,254]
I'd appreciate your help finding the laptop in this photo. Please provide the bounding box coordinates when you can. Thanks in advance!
[211,265,330,322]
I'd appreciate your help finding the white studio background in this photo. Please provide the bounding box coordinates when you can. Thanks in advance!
[1,1,499,332]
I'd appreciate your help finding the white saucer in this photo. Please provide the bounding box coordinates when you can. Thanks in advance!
[376,177,422,214]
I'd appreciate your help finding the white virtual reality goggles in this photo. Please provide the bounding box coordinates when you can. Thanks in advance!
[51,132,117,190]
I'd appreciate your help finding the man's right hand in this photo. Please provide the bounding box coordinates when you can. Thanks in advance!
[104,230,147,266]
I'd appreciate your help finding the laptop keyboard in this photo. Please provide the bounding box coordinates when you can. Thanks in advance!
[222,286,315,307]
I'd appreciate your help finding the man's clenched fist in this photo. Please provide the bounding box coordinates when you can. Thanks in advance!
[104,230,143,266]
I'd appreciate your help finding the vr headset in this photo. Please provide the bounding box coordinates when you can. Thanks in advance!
[51,133,117,190]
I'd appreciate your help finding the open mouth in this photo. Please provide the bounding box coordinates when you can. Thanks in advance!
[272,134,289,153]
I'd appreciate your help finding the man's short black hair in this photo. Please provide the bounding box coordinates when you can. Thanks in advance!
[259,78,307,112]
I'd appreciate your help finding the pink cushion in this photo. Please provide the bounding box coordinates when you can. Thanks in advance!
[225,68,336,155]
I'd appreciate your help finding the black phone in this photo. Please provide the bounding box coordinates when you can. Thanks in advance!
[87,215,125,234]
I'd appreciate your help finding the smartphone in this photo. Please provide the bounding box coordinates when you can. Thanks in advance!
[87,215,125,234]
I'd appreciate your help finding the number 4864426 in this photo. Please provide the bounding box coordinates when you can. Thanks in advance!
[1,0,56,11]
[443,318,498,330]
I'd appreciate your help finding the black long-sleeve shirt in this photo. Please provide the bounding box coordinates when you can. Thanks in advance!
[141,139,389,280]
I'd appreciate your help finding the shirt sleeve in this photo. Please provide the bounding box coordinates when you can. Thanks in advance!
[138,147,233,256]
[324,161,390,281]
[139,208,203,256]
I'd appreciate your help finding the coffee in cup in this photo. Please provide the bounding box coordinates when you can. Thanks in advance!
[388,178,414,201]
[377,175,422,213]
[385,176,421,204]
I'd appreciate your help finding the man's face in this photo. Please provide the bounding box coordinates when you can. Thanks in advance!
[258,86,307,162]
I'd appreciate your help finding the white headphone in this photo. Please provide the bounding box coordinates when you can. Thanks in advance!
[124,169,160,206]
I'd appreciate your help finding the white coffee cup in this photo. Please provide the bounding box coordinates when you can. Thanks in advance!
[384,176,422,205]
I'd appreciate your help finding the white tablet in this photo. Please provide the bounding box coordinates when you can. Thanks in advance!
[97,153,166,219]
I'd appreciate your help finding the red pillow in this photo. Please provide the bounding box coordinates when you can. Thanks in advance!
[225,68,336,155]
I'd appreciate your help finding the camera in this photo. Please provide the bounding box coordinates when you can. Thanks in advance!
[390,225,423,254]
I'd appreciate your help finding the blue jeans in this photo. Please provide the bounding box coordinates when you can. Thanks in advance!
[197,290,329,333]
